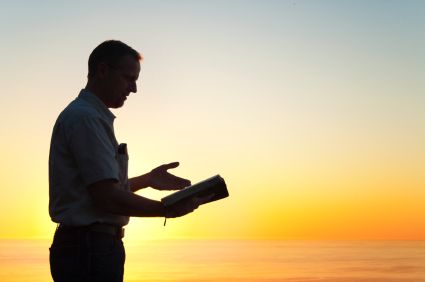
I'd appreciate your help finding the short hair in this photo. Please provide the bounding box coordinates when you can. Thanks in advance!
[88,40,142,79]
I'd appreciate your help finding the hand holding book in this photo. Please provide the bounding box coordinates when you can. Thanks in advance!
[164,193,216,218]
[161,175,229,225]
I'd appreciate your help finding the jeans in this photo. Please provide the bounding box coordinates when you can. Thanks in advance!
[49,226,125,282]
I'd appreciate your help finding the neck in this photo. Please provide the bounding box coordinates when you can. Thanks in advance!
[85,81,108,106]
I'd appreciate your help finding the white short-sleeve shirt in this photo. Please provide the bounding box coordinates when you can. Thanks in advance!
[49,89,130,226]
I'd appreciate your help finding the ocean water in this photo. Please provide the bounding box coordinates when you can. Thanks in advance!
[0,239,424,281]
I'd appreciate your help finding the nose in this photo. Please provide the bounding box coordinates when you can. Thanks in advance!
[130,81,137,93]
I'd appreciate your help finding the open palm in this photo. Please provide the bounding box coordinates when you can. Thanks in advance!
[149,162,191,191]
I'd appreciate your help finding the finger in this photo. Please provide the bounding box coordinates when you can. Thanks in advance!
[162,162,179,170]
[169,175,191,188]
[177,177,191,187]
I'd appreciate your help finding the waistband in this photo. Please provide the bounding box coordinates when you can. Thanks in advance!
[57,222,125,239]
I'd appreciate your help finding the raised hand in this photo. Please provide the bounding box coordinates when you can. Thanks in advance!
[148,162,191,191]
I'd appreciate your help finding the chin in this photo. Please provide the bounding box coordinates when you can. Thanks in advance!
[113,103,125,109]
[111,98,126,108]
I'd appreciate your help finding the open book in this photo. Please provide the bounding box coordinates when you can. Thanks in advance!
[161,175,228,207]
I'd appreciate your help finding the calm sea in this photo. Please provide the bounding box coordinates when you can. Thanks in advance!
[0,239,424,281]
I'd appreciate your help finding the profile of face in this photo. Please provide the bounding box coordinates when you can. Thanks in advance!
[98,54,141,108]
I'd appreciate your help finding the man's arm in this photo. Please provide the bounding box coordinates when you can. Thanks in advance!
[88,179,209,218]
[89,179,165,217]
[128,173,151,193]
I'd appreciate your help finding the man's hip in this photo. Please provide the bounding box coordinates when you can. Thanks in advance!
[49,223,125,282]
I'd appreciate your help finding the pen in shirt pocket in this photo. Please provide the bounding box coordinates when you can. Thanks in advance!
[118,143,127,155]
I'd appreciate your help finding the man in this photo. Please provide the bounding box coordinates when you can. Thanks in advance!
[49,40,210,282]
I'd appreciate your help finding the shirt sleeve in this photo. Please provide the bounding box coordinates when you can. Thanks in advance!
[68,116,119,187]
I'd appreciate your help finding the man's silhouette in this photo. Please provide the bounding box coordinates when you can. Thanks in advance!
[48,40,210,282]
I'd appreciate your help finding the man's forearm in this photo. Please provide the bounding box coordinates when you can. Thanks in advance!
[89,181,166,217]
[110,188,167,217]
[128,173,151,192]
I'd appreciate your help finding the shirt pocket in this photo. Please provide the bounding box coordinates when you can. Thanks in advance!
[116,143,129,190]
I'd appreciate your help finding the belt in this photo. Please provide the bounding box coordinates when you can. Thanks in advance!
[57,223,125,239]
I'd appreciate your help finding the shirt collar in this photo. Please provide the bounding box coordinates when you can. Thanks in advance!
[78,89,116,123]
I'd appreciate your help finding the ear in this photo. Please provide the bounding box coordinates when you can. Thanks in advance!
[97,62,110,79]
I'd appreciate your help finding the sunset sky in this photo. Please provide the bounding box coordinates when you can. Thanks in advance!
[0,0,424,241]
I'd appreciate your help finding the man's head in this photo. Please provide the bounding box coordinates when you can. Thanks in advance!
[87,40,142,108]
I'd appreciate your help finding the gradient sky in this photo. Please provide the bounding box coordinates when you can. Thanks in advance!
[0,0,424,240]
